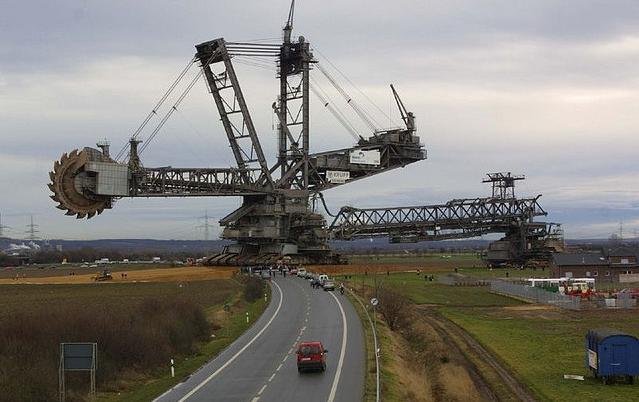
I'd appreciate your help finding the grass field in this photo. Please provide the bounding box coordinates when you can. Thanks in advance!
[0,279,237,317]
[442,307,639,402]
[0,276,270,401]
[0,266,236,284]
[100,284,269,401]
[344,271,522,307]
[340,255,639,402]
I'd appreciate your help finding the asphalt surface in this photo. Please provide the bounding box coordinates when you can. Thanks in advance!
[155,274,365,402]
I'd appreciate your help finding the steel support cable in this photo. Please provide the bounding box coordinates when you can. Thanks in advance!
[316,60,384,130]
[309,80,360,141]
[137,49,223,155]
[115,56,197,161]
[139,68,204,155]
[234,57,276,71]
[314,47,401,129]
[315,63,379,132]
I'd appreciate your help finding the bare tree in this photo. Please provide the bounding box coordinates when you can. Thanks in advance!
[377,286,409,331]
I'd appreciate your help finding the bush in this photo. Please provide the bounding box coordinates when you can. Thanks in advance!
[377,286,409,331]
[243,276,264,303]
[0,297,211,401]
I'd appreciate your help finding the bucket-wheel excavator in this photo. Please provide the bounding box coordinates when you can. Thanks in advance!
[49,2,425,264]
[49,2,560,266]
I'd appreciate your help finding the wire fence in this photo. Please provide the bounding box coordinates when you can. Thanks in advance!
[598,293,637,309]
[490,280,582,310]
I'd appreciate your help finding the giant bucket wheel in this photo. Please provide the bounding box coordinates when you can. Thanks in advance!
[48,149,112,219]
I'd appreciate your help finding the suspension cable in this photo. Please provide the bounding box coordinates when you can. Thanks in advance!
[315,47,401,129]
[316,63,379,132]
[115,56,197,161]
[139,68,204,155]
[309,79,361,141]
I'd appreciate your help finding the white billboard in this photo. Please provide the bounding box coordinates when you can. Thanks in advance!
[349,149,380,166]
[326,170,350,183]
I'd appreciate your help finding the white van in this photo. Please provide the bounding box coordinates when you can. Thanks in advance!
[297,268,307,277]
[318,274,329,284]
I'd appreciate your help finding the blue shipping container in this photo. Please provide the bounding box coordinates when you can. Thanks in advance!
[585,329,639,383]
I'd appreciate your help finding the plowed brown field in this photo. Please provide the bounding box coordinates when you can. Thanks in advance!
[0,266,237,284]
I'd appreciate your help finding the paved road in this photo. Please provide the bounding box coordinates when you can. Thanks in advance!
[155,275,365,402]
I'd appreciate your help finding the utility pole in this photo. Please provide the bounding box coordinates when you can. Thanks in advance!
[197,210,213,241]
[0,212,10,238]
[25,214,40,240]
[619,220,624,241]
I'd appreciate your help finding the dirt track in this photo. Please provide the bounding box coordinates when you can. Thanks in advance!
[417,306,537,402]
[0,266,237,285]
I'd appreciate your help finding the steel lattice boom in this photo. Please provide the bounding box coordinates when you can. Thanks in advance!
[329,196,546,241]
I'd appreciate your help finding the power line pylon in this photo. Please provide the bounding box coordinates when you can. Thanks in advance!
[197,210,214,241]
[25,214,40,240]
[0,212,10,238]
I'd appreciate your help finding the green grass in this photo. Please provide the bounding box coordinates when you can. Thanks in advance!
[0,263,174,279]
[346,272,522,306]
[101,287,270,401]
[349,291,402,401]
[441,307,639,402]
[0,280,237,317]
[347,252,483,266]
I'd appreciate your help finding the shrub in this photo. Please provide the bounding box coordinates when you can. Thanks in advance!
[243,276,264,303]
[377,286,409,331]
[0,297,211,401]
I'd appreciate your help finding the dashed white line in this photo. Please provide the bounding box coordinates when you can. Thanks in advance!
[268,373,276,382]
[276,363,283,371]
[251,397,260,402]
[177,281,284,402]
[258,384,267,395]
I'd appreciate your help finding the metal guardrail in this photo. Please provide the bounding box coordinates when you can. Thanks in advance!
[491,280,581,310]
[348,289,380,402]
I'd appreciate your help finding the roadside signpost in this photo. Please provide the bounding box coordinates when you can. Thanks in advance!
[369,297,380,402]
[59,342,97,402]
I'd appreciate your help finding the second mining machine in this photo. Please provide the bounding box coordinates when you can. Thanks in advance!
[48,2,425,264]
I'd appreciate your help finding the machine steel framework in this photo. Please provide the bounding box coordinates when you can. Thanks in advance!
[47,2,559,265]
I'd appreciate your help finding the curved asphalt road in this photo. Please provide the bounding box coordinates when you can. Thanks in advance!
[155,275,365,402]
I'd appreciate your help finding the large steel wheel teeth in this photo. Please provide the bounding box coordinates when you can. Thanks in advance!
[48,149,110,219]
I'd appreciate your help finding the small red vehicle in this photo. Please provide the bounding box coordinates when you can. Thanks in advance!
[296,341,327,373]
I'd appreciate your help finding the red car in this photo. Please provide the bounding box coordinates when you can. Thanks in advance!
[296,341,327,372]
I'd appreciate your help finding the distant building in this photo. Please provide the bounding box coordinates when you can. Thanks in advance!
[606,246,639,282]
[551,246,639,283]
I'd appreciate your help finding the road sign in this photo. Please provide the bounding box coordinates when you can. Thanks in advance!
[62,343,95,370]
[370,298,379,306]
[59,342,97,401]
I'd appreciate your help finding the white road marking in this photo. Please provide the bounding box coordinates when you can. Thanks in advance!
[258,384,268,395]
[177,280,284,401]
[282,355,289,363]
[268,373,276,382]
[327,291,348,402]
[276,363,283,371]
[251,397,260,402]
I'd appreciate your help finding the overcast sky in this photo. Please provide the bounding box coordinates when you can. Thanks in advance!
[1,0,639,240]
